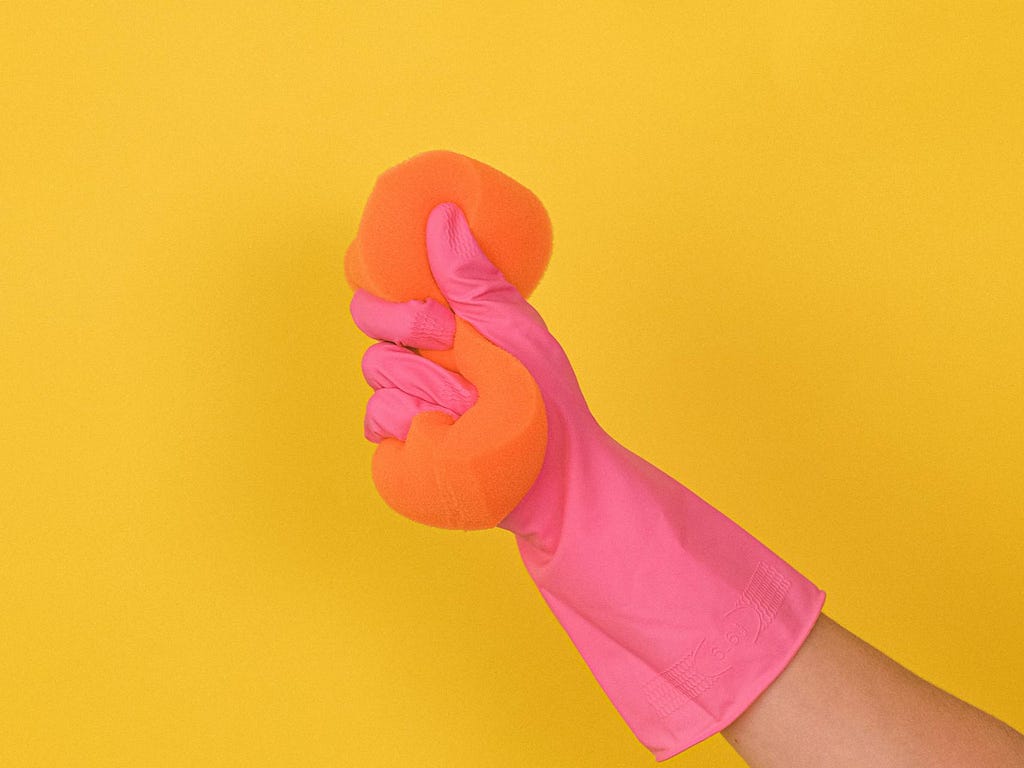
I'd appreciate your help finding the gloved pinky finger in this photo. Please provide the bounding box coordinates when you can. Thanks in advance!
[363,387,458,443]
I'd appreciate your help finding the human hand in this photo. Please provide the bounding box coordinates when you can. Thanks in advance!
[351,202,825,759]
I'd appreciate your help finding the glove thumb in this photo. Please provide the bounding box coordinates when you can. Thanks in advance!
[426,203,549,348]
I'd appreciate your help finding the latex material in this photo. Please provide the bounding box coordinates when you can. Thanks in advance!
[360,340,477,443]
[351,203,826,758]
[345,150,552,529]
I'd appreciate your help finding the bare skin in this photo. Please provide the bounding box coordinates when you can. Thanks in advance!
[721,614,1024,767]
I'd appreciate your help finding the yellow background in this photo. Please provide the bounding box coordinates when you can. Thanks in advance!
[2,2,1022,765]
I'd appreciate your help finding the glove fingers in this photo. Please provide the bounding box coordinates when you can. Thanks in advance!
[361,342,477,413]
[350,289,455,350]
[364,387,459,443]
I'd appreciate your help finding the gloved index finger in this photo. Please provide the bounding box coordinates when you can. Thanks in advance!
[349,289,455,350]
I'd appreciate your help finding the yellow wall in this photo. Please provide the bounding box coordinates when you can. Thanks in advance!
[2,2,1021,765]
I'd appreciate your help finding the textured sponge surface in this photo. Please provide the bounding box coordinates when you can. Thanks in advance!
[346,150,552,307]
[347,150,551,529]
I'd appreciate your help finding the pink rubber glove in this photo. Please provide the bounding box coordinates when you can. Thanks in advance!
[352,202,826,760]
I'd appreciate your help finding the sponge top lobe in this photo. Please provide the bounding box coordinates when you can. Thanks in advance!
[345,150,552,307]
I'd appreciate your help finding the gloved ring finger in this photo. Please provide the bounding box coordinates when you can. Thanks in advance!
[364,387,458,443]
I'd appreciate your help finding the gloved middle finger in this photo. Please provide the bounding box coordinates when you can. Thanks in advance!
[361,341,478,414]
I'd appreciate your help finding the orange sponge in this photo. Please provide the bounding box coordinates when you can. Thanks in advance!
[345,150,551,529]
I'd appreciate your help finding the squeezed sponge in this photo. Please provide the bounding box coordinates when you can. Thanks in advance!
[345,150,552,529]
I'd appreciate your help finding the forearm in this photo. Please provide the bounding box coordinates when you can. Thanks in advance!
[722,614,1024,768]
